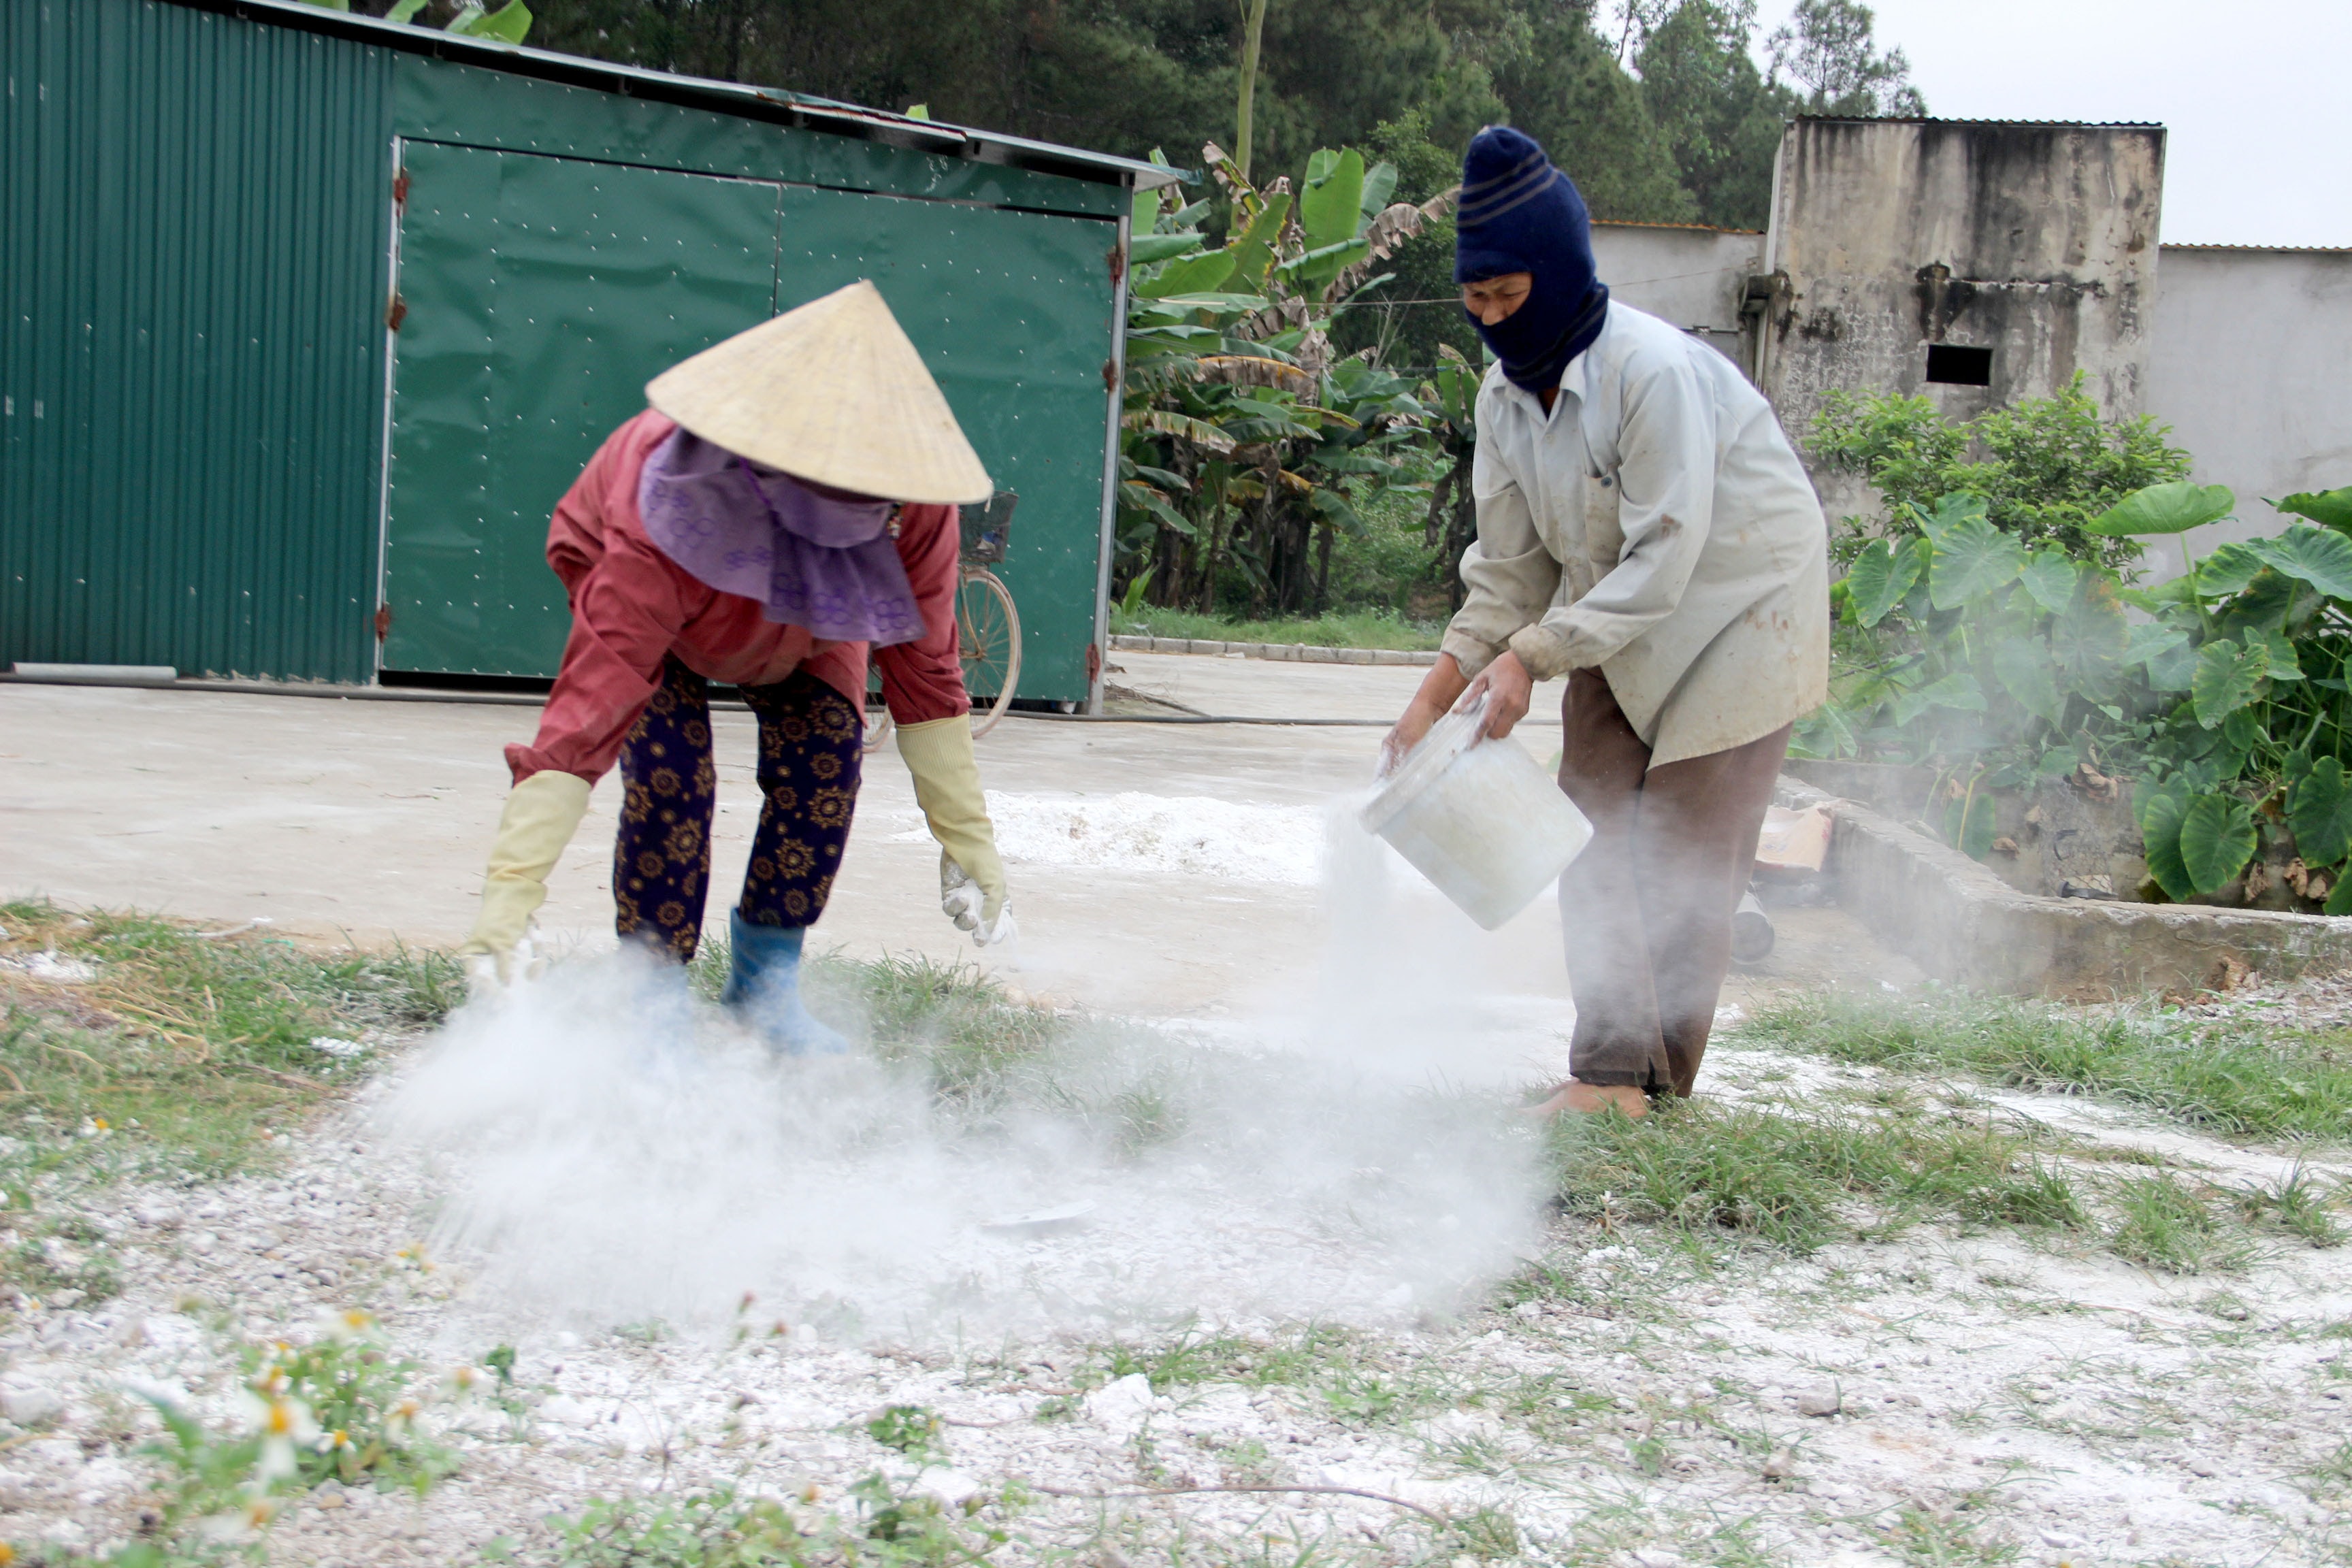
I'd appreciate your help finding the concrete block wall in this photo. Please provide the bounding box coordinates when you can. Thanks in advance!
[1779,777,2352,997]
[2141,244,2352,576]
[1589,221,1764,369]
[1757,118,2167,443]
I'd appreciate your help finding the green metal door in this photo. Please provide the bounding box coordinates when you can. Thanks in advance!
[380,144,1117,697]
[381,140,781,675]
[774,189,1117,703]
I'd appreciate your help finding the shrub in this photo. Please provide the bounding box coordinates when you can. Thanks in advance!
[1810,372,2192,570]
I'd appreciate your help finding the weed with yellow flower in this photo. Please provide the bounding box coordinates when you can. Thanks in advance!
[90,1309,470,1566]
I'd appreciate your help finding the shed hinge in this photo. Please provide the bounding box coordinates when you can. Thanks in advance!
[393,166,410,212]
[373,603,393,642]
[386,293,408,332]
[1107,241,1126,287]
[1101,359,1117,393]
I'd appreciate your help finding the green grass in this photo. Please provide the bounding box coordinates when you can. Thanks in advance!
[830,951,1212,1160]
[2239,1164,2351,1246]
[725,947,2330,1276]
[529,1473,1451,1568]
[1542,1094,2089,1256]
[0,898,462,1305]
[823,951,1071,1109]
[1881,1504,2022,1566]
[696,943,1072,1107]
[1537,1066,2345,1271]
[1109,604,1443,652]
[1066,1322,1369,1399]
[1740,989,2352,1144]
[533,1477,1019,1568]
[703,938,1237,1171]
[2104,1173,2244,1273]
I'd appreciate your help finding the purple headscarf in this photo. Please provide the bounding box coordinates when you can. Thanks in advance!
[636,427,928,647]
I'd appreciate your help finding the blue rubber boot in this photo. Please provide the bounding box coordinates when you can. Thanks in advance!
[719,911,850,1057]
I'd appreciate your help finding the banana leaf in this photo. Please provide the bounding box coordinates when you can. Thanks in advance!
[1298,149,1365,252]
[1129,231,1207,265]
[1224,195,1292,292]
[1122,409,1236,454]
[1275,237,1373,289]
[448,0,531,41]
[1134,249,1239,299]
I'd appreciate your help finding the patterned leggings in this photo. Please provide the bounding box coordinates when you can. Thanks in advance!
[612,657,864,962]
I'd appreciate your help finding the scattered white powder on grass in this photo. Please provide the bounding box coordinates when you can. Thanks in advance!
[385,949,1544,1338]
[889,792,1326,885]
[0,950,98,984]
[310,1036,370,1060]
[390,794,1563,1338]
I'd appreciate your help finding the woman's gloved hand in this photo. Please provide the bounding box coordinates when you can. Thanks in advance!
[941,857,1017,945]
[895,715,1014,946]
[462,770,594,986]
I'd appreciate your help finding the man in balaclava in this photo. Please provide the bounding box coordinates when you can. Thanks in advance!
[1383,127,1830,1115]
[462,281,1014,1053]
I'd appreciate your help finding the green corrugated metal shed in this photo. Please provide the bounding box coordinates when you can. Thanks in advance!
[2,0,1169,704]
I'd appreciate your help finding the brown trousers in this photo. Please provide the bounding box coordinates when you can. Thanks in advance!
[1555,669,1789,1096]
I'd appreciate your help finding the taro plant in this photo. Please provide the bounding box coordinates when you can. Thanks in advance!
[1805,473,2352,906]
[1797,491,2153,853]
[2091,480,2352,905]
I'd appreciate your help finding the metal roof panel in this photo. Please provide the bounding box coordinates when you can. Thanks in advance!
[159,0,1186,190]
[2162,242,2352,255]
[1793,114,2165,130]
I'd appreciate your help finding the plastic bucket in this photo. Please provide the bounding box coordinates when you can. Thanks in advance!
[1361,703,1594,930]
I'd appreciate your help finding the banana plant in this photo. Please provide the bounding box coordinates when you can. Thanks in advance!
[1416,344,1481,611]
[301,0,533,42]
[1113,144,1439,615]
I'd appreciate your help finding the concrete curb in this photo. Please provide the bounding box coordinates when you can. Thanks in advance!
[1779,776,2352,998]
[1108,634,1439,667]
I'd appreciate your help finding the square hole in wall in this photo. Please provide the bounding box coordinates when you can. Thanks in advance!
[1925,343,1993,386]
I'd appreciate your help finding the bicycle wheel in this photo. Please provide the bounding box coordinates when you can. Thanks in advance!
[956,569,1022,738]
[860,658,894,754]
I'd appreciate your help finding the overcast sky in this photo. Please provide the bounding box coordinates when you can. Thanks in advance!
[1747,0,2352,248]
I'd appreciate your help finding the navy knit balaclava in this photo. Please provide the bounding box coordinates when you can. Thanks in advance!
[1454,127,1610,393]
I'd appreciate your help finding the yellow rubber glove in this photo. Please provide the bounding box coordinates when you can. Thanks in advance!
[894,715,1013,945]
[461,770,594,983]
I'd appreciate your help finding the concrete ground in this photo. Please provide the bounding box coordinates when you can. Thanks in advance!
[1,652,1915,1062]
[1102,646,1479,721]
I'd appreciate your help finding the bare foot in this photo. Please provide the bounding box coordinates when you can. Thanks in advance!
[1524,1080,1650,1120]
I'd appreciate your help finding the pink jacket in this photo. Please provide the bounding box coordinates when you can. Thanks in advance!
[506,410,970,784]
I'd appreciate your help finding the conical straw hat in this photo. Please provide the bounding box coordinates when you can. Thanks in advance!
[645,280,992,504]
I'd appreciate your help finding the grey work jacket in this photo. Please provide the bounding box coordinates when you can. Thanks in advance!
[1439,301,1831,767]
